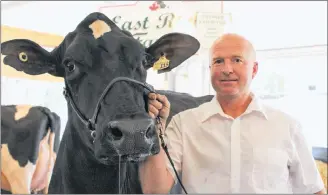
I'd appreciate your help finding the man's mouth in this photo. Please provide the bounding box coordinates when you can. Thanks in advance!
[220,79,238,82]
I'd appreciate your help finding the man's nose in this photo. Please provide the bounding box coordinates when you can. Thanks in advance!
[221,60,234,74]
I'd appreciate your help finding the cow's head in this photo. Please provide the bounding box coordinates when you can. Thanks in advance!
[1,12,200,165]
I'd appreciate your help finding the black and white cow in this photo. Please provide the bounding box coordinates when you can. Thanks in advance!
[1,12,212,193]
[1,105,61,194]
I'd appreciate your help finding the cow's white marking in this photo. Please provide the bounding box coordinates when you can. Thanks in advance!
[1,144,36,194]
[1,172,11,192]
[14,105,32,120]
[89,20,111,39]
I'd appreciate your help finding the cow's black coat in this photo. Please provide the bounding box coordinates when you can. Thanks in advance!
[158,90,214,126]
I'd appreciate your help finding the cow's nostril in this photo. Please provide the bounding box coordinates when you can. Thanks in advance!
[111,127,123,140]
[145,126,153,138]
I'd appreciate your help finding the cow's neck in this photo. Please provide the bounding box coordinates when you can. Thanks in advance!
[52,109,142,193]
[66,105,94,148]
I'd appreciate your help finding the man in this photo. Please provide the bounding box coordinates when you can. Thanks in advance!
[139,33,326,194]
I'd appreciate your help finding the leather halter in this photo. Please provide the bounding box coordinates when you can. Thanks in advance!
[63,77,155,142]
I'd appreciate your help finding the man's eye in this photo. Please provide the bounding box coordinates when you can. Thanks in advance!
[233,58,243,63]
[215,59,223,64]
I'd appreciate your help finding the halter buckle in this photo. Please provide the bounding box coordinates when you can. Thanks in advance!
[90,130,96,139]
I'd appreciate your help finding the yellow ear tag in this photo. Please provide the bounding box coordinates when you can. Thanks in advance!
[152,55,170,70]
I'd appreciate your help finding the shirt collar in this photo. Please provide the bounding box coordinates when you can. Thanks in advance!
[200,92,268,122]
[244,93,268,120]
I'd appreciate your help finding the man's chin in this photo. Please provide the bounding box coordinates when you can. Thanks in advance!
[217,90,240,98]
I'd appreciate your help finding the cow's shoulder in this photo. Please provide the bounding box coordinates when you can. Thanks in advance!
[157,90,213,125]
[175,97,212,120]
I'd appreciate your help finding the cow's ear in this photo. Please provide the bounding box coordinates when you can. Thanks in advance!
[145,33,200,74]
[1,39,64,77]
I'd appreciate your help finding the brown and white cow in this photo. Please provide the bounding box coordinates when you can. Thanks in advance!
[1,105,61,194]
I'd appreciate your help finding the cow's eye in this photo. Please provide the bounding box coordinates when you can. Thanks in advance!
[63,60,81,81]
[66,61,76,72]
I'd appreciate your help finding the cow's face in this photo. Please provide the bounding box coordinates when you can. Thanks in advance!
[1,12,200,165]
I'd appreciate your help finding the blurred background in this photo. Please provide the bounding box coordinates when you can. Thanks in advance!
[1,1,327,148]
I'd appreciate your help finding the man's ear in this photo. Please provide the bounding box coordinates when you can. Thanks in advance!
[252,61,258,79]
[1,39,64,77]
[145,33,200,74]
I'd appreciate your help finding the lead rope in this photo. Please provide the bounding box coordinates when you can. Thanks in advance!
[156,117,188,194]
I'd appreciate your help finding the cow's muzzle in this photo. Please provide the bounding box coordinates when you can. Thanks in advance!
[95,118,160,164]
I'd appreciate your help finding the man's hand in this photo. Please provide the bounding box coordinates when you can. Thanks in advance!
[148,93,170,126]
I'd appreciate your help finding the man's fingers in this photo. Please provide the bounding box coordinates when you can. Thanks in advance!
[148,93,157,100]
[148,93,170,121]
[149,99,163,110]
[156,94,170,108]
[148,93,169,108]
[148,104,159,117]
[148,111,155,119]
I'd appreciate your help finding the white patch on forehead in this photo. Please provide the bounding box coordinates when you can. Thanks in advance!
[89,20,111,39]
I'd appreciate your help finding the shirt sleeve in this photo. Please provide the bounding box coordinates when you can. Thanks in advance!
[288,120,325,193]
[164,114,183,185]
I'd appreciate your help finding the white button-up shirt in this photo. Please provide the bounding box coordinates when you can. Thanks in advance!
[165,94,324,193]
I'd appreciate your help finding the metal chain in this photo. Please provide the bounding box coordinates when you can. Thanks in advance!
[156,117,167,148]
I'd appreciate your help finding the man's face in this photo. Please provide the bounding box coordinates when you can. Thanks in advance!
[209,35,258,99]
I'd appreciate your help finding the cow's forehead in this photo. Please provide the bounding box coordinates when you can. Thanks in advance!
[57,13,148,72]
[75,12,120,38]
[63,27,145,66]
